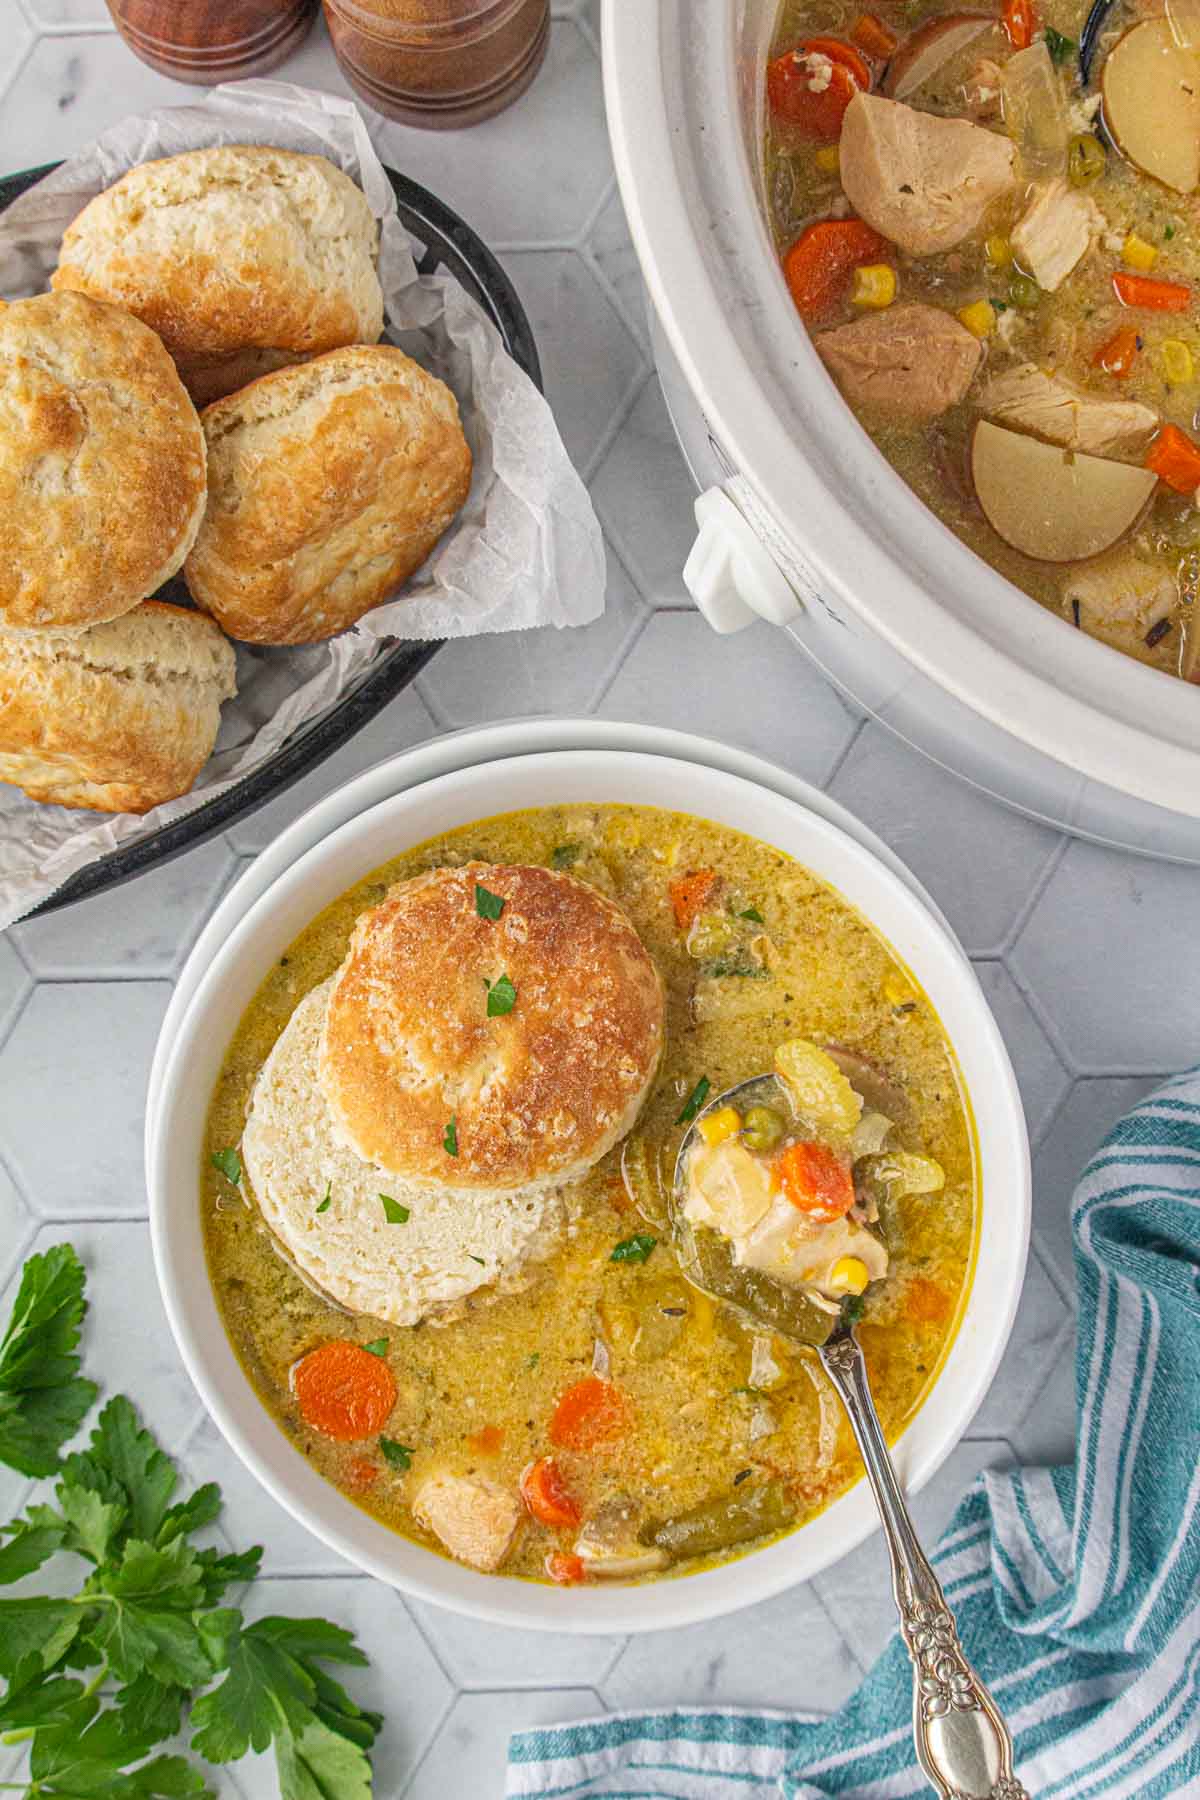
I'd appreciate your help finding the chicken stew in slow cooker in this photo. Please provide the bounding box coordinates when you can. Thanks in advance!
[766,0,1200,680]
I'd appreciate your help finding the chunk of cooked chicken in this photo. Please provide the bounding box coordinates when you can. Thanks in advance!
[412,1471,522,1572]
[979,364,1159,456]
[1063,552,1177,659]
[575,1498,670,1578]
[839,91,1016,254]
[1011,179,1101,291]
[815,304,984,421]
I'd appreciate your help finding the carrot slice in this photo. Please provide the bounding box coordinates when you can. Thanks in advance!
[549,1375,630,1452]
[292,1340,398,1442]
[1113,271,1190,312]
[546,1551,587,1586]
[851,13,898,58]
[783,219,891,323]
[1002,0,1035,49]
[669,868,718,930]
[767,38,872,139]
[347,1455,379,1489]
[521,1457,583,1528]
[775,1139,855,1222]
[1092,325,1140,377]
[1146,424,1200,493]
[905,1276,951,1325]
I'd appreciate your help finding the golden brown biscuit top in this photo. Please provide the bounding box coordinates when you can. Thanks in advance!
[319,864,665,1191]
[51,145,383,362]
[0,292,207,630]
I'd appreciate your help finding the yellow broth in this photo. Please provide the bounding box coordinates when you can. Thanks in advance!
[766,0,1200,679]
[203,804,978,1584]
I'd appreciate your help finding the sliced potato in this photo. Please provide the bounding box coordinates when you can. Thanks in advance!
[883,13,994,100]
[971,421,1158,562]
[1102,21,1200,194]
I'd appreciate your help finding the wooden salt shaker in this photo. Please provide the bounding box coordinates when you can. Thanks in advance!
[106,0,318,84]
[323,0,550,128]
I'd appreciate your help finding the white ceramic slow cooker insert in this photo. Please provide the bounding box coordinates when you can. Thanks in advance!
[603,0,1200,861]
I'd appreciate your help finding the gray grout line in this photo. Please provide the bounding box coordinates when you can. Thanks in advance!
[820,713,867,792]
[588,605,654,713]
[1001,949,1080,1080]
[580,356,653,487]
[411,672,451,734]
[580,239,649,365]
[395,1689,458,1800]
[1000,831,1071,960]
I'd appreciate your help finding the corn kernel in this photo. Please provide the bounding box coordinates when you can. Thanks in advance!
[984,234,1012,268]
[814,145,841,174]
[850,263,896,309]
[1122,232,1157,272]
[697,1106,742,1148]
[957,299,997,339]
[828,1256,870,1297]
[1160,338,1195,385]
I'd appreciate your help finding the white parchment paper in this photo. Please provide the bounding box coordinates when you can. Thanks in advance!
[0,80,605,927]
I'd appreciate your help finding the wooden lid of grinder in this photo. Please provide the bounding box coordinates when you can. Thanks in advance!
[323,0,549,127]
[106,0,318,84]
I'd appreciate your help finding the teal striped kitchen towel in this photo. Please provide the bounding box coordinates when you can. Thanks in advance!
[507,1068,1200,1799]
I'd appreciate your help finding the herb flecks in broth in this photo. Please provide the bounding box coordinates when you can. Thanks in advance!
[203,804,976,1585]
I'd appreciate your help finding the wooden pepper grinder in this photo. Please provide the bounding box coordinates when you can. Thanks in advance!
[323,0,550,128]
[106,0,318,84]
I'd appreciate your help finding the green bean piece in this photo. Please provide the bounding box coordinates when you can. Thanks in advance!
[1067,132,1105,187]
[741,1105,785,1153]
[673,1215,836,1345]
[1009,272,1042,310]
[641,1479,796,1558]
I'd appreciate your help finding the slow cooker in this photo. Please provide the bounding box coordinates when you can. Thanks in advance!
[602,0,1200,861]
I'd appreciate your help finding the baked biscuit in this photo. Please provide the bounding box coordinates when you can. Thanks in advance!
[242,980,571,1327]
[52,146,384,394]
[0,601,237,813]
[0,293,207,630]
[319,863,665,1191]
[185,345,472,643]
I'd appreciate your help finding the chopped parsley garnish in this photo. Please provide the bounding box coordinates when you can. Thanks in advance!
[551,843,582,868]
[211,1147,242,1186]
[363,1339,389,1357]
[733,1467,753,1485]
[468,1254,486,1267]
[379,1195,410,1225]
[706,958,771,979]
[610,1233,657,1264]
[527,1352,541,1370]
[1042,25,1075,64]
[1165,222,1177,240]
[841,1293,868,1327]
[486,972,517,1017]
[475,882,505,920]
[315,1180,332,1214]
[732,1385,762,1397]
[443,1116,459,1157]
[738,906,764,923]
[379,1436,413,1469]
[676,1075,711,1124]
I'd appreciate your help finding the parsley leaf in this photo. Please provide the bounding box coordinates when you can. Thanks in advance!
[0,1243,97,1476]
[1042,24,1076,63]
[841,1293,868,1327]
[379,1195,410,1225]
[551,843,581,868]
[676,1076,711,1125]
[468,1254,486,1267]
[474,883,505,920]
[443,1116,459,1157]
[210,1149,241,1187]
[362,1339,389,1358]
[738,906,765,923]
[378,1437,413,1470]
[610,1234,657,1264]
[486,972,517,1017]
[315,1182,332,1215]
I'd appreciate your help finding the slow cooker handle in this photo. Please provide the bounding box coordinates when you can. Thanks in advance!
[683,483,811,634]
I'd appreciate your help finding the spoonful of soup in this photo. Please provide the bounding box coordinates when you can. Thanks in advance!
[672,1039,1030,1800]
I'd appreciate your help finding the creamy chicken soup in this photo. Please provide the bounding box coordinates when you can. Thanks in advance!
[766,0,1200,681]
[204,804,977,1586]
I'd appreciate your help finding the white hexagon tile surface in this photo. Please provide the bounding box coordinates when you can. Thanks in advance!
[0,4,1195,1795]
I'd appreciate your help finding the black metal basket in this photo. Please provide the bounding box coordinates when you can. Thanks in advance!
[0,160,541,916]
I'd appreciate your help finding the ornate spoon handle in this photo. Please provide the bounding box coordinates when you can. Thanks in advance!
[818,1331,1031,1800]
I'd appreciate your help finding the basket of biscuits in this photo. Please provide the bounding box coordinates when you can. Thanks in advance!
[0,82,600,925]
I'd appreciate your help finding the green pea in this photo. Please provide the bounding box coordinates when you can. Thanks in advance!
[1067,132,1106,187]
[741,1105,784,1153]
[1009,272,1042,310]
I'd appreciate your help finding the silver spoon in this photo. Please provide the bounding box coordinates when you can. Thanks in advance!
[673,1076,1031,1800]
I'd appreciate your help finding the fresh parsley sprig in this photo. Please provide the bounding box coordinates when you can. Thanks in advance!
[0,1246,383,1800]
